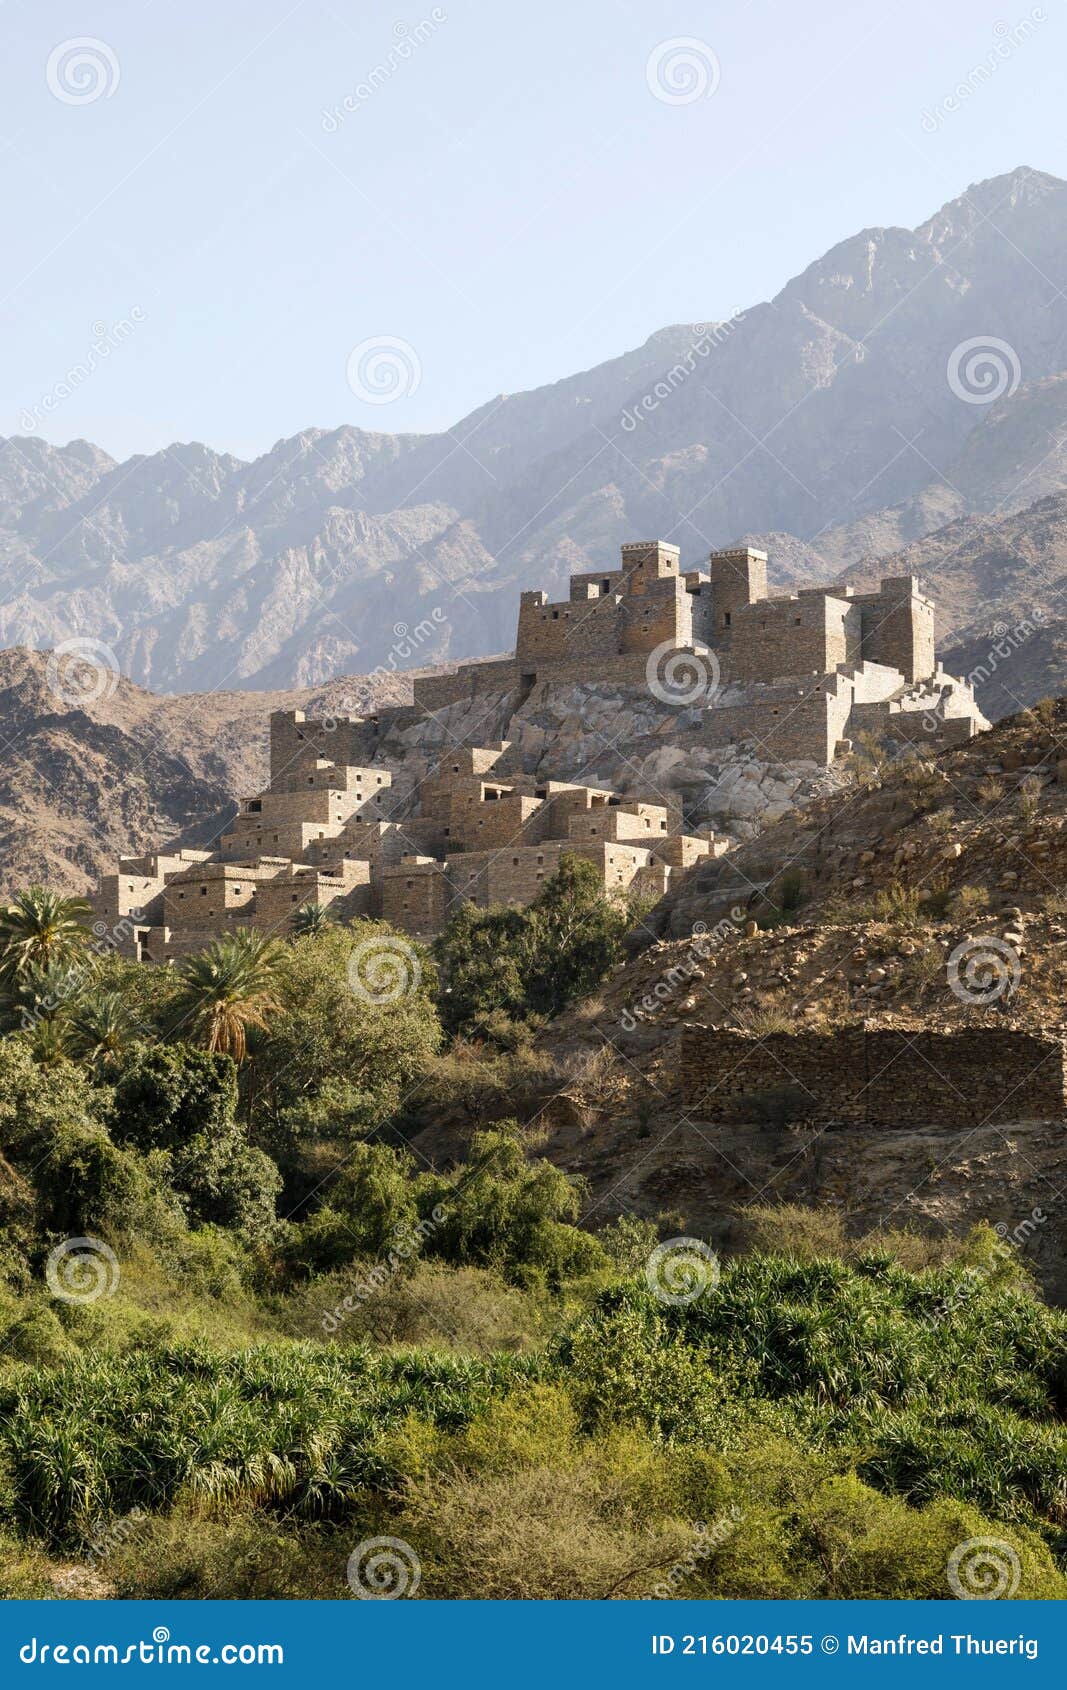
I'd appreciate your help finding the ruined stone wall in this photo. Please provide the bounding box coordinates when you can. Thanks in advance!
[305,820,423,871]
[450,793,547,852]
[652,834,711,869]
[702,686,843,764]
[619,577,693,655]
[516,589,624,663]
[706,549,768,633]
[566,805,670,844]
[164,863,284,930]
[680,1024,1066,1126]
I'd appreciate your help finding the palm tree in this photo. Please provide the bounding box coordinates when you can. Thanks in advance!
[0,888,92,983]
[290,902,335,937]
[168,930,286,1062]
[67,991,145,1072]
[0,955,86,1035]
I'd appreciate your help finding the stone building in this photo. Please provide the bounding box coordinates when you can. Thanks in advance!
[93,734,724,958]
[92,538,987,959]
[407,540,982,763]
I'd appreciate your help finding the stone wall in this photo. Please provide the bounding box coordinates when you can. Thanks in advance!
[680,1023,1066,1126]
[728,592,861,685]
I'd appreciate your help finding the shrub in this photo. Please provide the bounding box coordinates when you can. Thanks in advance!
[950,885,991,918]
[108,1510,350,1600]
[423,1125,608,1286]
[282,1261,548,1354]
[433,857,630,1038]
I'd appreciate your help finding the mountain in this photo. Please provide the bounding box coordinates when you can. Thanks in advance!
[0,650,436,898]
[5,166,1067,692]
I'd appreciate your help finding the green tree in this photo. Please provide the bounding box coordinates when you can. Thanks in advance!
[424,1123,606,1285]
[168,931,285,1061]
[67,991,146,1074]
[110,1044,281,1241]
[434,855,630,1038]
[290,903,335,937]
[0,889,92,984]
[252,922,440,1154]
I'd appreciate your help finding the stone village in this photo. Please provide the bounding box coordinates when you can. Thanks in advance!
[92,540,988,960]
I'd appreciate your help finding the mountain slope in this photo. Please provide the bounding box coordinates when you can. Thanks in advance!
[0,650,437,898]
[5,167,1067,691]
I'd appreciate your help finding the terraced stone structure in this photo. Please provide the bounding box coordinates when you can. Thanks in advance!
[408,541,986,764]
[94,734,724,959]
[92,539,988,960]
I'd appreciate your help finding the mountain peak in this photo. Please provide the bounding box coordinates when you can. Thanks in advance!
[919,165,1067,235]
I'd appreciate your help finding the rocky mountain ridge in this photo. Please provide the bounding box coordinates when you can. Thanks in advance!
[6,167,1067,692]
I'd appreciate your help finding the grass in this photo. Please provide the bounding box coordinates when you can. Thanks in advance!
[0,1209,1065,1599]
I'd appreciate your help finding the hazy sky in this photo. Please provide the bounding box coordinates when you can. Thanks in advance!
[3,0,1064,461]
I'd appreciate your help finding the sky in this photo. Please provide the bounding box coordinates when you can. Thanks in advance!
[2,0,1065,462]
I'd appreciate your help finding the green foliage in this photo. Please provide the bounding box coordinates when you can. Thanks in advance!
[0,888,92,986]
[111,1044,280,1241]
[252,922,440,1158]
[290,903,336,937]
[433,856,630,1038]
[423,1125,608,1286]
[66,991,147,1073]
[168,929,287,1061]
[0,1342,537,1545]
[0,875,1065,1600]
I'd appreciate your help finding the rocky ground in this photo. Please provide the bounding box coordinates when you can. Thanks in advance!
[357,676,845,843]
[480,697,1067,1300]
